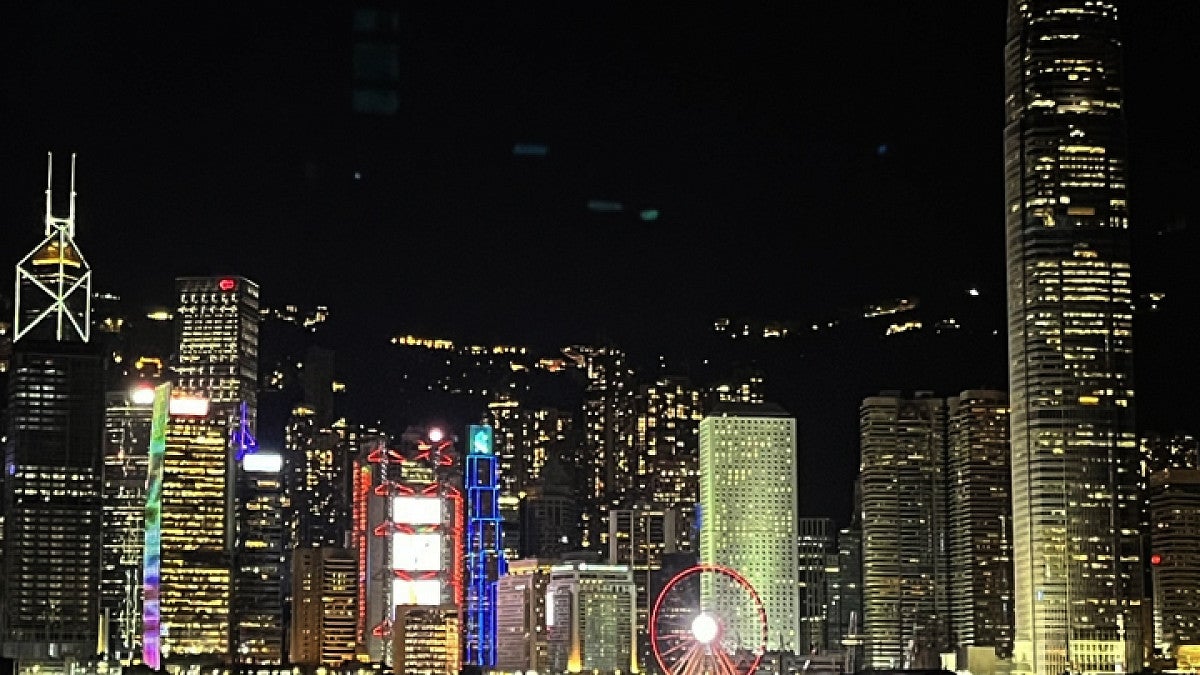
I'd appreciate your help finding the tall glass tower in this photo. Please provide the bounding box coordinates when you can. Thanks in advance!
[2,153,105,668]
[1003,3,1142,674]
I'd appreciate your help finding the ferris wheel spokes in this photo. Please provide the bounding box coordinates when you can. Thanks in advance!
[650,564,768,675]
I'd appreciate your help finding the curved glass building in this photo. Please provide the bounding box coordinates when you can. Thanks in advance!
[1003,3,1143,674]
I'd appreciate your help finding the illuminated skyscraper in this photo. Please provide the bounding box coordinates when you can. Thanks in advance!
[465,424,505,667]
[1145,469,1200,665]
[158,391,229,660]
[797,518,835,653]
[698,403,800,653]
[170,276,260,431]
[101,385,156,661]
[2,343,106,665]
[285,410,352,549]
[487,397,575,560]
[159,276,260,661]
[232,449,286,663]
[626,376,704,551]
[2,153,106,667]
[946,391,1013,656]
[609,507,678,669]
[289,547,358,667]
[859,393,949,669]
[564,345,634,550]
[545,561,638,675]
[1004,4,1142,673]
[496,559,553,673]
[360,429,463,667]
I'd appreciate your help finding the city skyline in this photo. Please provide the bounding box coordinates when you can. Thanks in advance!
[2,5,1199,670]
[3,5,1196,469]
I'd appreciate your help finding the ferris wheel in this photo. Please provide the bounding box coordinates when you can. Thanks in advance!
[649,564,769,675]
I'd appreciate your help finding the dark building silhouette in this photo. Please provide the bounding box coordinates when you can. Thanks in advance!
[520,453,580,560]
[2,342,106,663]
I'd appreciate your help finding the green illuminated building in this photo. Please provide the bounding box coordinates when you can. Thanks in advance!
[698,403,800,653]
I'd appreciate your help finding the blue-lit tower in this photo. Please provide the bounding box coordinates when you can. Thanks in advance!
[465,424,506,666]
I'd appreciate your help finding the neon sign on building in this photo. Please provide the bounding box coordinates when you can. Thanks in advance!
[362,431,464,667]
[142,382,171,669]
[465,424,505,666]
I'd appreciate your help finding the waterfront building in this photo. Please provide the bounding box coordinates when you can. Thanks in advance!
[699,402,800,653]
[545,560,637,675]
[859,393,948,669]
[1004,4,1143,672]
[2,154,106,667]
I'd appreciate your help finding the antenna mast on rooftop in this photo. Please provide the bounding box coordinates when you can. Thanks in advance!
[14,152,92,343]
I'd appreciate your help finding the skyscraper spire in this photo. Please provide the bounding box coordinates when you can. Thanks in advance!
[14,151,92,343]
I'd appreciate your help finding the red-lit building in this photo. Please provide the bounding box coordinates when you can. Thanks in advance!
[355,428,463,671]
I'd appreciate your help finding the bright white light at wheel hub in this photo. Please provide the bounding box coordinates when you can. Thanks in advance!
[691,613,719,644]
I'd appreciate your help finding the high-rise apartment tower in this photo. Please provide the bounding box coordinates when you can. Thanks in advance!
[859,393,949,669]
[947,391,1014,658]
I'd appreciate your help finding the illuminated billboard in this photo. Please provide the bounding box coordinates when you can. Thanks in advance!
[242,452,283,473]
[393,496,441,525]
[393,533,442,571]
[393,578,442,606]
[469,424,493,456]
[169,395,209,417]
[131,386,156,406]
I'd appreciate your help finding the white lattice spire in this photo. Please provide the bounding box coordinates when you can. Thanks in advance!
[13,152,92,343]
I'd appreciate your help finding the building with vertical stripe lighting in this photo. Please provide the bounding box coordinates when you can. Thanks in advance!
[1004,3,1142,673]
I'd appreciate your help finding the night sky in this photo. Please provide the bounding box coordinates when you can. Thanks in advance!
[3,3,1199,520]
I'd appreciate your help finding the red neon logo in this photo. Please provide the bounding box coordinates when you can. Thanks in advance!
[218,278,236,291]
[1150,553,1163,566]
